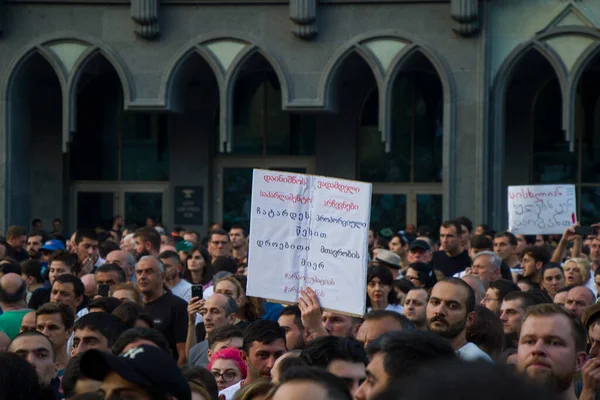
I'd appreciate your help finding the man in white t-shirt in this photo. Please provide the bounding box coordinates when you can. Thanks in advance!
[426,278,492,362]
[159,250,191,303]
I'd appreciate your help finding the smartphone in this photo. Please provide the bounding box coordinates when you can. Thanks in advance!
[191,285,203,300]
[575,226,595,237]
[98,284,110,298]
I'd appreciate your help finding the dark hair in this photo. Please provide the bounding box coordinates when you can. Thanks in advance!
[88,297,123,313]
[279,366,352,400]
[363,310,415,331]
[300,336,367,368]
[36,302,75,330]
[50,251,80,275]
[454,217,473,233]
[541,262,564,278]
[133,227,161,251]
[75,229,98,244]
[441,220,463,235]
[0,279,27,303]
[277,352,306,379]
[0,351,44,400]
[529,289,553,304]
[466,306,504,359]
[95,263,126,283]
[392,278,414,295]
[159,250,181,264]
[503,291,538,310]
[408,262,438,289]
[556,284,577,295]
[112,327,171,355]
[279,305,303,332]
[74,312,127,347]
[522,246,551,265]
[230,225,247,237]
[7,226,27,240]
[9,330,56,361]
[494,231,518,247]
[365,330,456,379]
[515,276,540,291]
[69,393,104,400]
[208,229,230,243]
[112,301,147,329]
[489,279,520,303]
[53,274,85,298]
[470,235,493,251]
[180,365,219,400]
[0,258,22,275]
[21,259,44,283]
[212,256,239,274]
[62,353,86,398]
[183,244,213,285]
[207,325,244,350]
[366,266,398,307]
[243,319,286,354]
[439,278,476,314]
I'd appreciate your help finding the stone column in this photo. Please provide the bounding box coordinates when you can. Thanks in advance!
[451,0,479,37]
[131,0,160,40]
[290,0,317,40]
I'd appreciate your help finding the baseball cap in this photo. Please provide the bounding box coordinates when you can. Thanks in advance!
[375,249,401,270]
[409,240,431,252]
[80,345,191,400]
[41,239,65,252]
[582,303,600,330]
[175,240,194,253]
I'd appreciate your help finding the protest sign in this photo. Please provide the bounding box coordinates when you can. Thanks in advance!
[507,185,577,235]
[246,169,372,317]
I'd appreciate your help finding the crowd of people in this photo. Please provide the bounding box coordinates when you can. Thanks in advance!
[0,215,599,400]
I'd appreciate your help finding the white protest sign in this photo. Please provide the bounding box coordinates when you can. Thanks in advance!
[246,169,372,317]
[508,185,577,235]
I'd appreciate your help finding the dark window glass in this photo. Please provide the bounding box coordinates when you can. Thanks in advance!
[121,114,169,181]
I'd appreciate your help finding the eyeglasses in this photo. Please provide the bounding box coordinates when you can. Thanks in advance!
[211,370,238,382]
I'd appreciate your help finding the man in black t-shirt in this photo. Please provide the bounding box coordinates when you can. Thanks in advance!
[431,220,471,277]
[137,256,188,365]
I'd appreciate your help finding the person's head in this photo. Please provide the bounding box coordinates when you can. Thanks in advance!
[112,327,171,356]
[62,353,103,399]
[214,276,244,304]
[517,304,587,394]
[391,279,413,306]
[321,312,362,338]
[366,266,397,308]
[48,251,79,284]
[207,347,247,391]
[300,336,367,397]
[111,282,142,304]
[500,291,537,339]
[106,250,136,281]
[132,227,161,260]
[403,288,428,329]
[466,305,505,359]
[88,296,123,314]
[553,286,573,307]
[0,351,47,400]
[183,230,201,244]
[72,312,127,355]
[135,256,165,297]
[26,232,44,256]
[229,226,248,250]
[387,235,408,259]
[200,293,238,334]
[158,250,183,286]
[471,251,501,289]
[274,366,352,400]
[278,306,307,350]
[6,226,27,251]
[355,310,414,347]
[404,262,437,289]
[207,325,244,361]
[493,232,518,261]
[35,302,74,351]
[426,278,475,342]
[208,229,232,258]
[21,259,44,290]
[461,275,485,305]
[184,244,213,285]
[469,235,494,259]
[0,272,27,306]
[541,263,565,298]
[271,351,305,385]
[521,246,551,280]
[20,310,37,333]
[179,365,219,400]
[484,279,521,315]
[564,258,591,287]
[8,330,57,386]
[242,319,287,381]
[439,220,462,254]
[564,285,595,317]
[81,345,191,400]
[95,263,126,293]
[407,239,432,264]
[354,330,456,400]
[74,229,100,263]
[51,274,84,312]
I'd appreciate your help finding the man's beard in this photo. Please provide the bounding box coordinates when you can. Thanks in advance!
[136,248,150,261]
[523,365,574,393]
[427,315,466,339]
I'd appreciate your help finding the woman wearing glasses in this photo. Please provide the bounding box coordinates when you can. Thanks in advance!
[208,347,247,391]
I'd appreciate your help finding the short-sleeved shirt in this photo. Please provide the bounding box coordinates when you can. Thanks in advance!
[0,309,32,339]
[143,291,189,360]
[171,279,192,303]
[432,250,472,277]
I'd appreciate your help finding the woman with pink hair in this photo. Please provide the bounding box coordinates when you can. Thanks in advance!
[207,347,247,391]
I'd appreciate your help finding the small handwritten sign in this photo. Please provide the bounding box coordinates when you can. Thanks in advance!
[508,185,577,235]
[247,170,372,317]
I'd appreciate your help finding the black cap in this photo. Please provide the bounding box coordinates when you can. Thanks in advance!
[409,240,430,251]
[80,345,191,400]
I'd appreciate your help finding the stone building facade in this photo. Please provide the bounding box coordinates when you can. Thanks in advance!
[0,0,599,233]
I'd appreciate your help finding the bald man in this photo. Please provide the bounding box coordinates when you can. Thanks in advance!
[106,250,136,282]
[81,274,97,298]
[0,273,32,339]
[20,310,37,333]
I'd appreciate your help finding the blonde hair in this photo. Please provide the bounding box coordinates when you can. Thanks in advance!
[565,258,592,283]
[232,381,273,400]
[110,282,142,304]
[215,276,244,300]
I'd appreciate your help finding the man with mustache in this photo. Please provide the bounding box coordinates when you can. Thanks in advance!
[426,278,492,361]
[517,303,587,400]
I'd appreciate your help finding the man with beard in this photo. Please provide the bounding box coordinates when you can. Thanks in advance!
[133,227,161,260]
[517,303,587,400]
[426,278,492,362]
[520,246,551,286]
